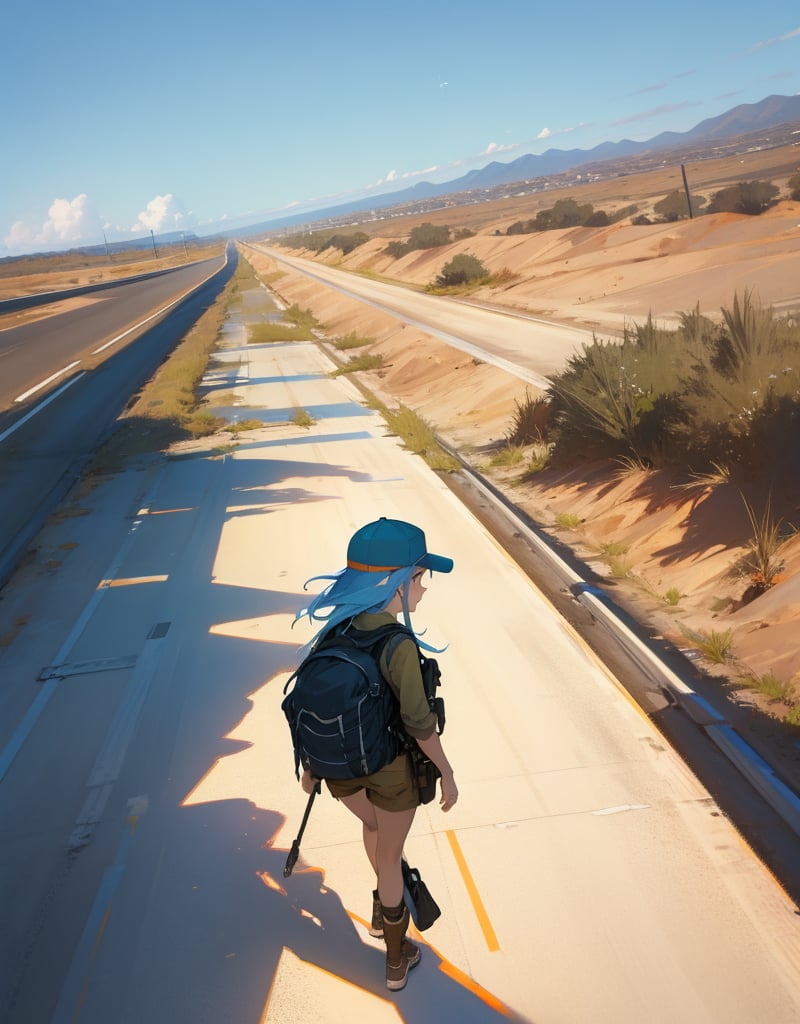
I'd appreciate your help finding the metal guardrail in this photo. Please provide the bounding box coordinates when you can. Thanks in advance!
[436,434,800,840]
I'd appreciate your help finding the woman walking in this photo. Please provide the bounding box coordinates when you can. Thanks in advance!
[293,517,458,991]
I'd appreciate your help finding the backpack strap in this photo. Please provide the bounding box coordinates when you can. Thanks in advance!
[362,625,446,737]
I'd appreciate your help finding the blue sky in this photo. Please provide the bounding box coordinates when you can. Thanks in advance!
[2,1,799,256]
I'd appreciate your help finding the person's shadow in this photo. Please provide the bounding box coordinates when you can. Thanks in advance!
[87,452,535,1022]
[116,798,532,1023]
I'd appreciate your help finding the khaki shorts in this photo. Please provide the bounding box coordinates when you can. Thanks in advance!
[326,753,419,812]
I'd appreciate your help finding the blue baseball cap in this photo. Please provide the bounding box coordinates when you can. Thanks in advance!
[346,517,453,574]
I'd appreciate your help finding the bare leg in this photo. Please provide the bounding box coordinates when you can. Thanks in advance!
[374,805,416,907]
[339,790,379,876]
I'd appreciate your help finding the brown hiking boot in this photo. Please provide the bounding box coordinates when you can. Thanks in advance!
[369,889,383,938]
[386,938,421,991]
[382,903,421,991]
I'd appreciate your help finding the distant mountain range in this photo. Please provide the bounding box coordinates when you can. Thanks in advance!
[234,93,800,237]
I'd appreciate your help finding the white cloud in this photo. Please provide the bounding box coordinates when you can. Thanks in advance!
[4,220,34,251]
[750,26,800,51]
[371,169,399,188]
[481,142,518,156]
[3,193,100,254]
[131,193,187,234]
[400,165,439,180]
[537,123,588,141]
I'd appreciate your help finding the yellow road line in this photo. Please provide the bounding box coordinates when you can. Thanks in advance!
[98,575,169,589]
[142,507,197,515]
[446,830,500,952]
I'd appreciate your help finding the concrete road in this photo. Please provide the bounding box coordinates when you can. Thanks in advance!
[252,245,592,386]
[1,292,800,1023]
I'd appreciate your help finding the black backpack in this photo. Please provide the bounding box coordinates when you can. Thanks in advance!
[282,622,443,781]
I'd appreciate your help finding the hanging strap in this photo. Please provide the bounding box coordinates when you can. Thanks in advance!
[283,780,321,877]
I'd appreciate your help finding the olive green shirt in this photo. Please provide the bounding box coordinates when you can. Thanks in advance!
[352,611,436,740]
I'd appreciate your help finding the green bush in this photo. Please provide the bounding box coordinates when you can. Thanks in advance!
[408,223,451,249]
[290,408,315,428]
[435,253,488,287]
[489,444,526,467]
[653,190,706,220]
[385,240,410,259]
[706,181,779,216]
[284,304,321,331]
[536,199,594,231]
[543,292,800,476]
[332,353,384,376]
[248,323,309,343]
[385,223,452,257]
[382,405,459,472]
[334,332,374,350]
[583,210,610,227]
[507,390,550,444]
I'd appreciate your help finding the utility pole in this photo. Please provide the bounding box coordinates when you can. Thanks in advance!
[103,231,111,261]
[150,229,159,259]
[681,164,694,219]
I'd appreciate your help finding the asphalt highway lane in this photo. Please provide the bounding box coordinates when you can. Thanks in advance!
[0,256,225,415]
[2,306,800,1023]
[0,251,235,590]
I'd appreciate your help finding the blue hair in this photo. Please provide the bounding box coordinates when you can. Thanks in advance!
[294,565,445,653]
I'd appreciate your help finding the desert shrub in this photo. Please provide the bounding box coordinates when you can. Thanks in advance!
[489,444,526,467]
[547,333,688,467]
[632,214,652,225]
[506,389,550,444]
[332,353,384,376]
[249,323,309,343]
[290,408,315,428]
[453,227,475,240]
[334,331,374,350]
[653,190,706,220]
[284,304,321,331]
[677,303,717,346]
[187,410,226,437]
[706,180,779,216]
[488,267,520,286]
[227,418,264,433]
[382,405,459,472]
[535,199,594,231]
[611,204,640,223]
[525,446,551,476]
[384,222,451,258]
[546,292,800,476]
[434,253,488,287]
[696,629,735,663]
[789,169,800,201]
[323,231,370,255]
[583,210,610,227]
[385,240,410,259]
[738,491,788,595]
[407,223,451,249]
[739,671,796,704]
